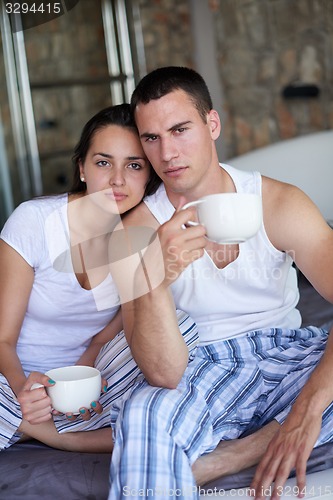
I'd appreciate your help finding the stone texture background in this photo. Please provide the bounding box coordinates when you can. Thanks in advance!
[211,0,333,158]
[138,0,333,159]
[1,0,332,202]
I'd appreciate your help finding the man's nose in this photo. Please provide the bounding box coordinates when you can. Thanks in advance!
[160,138,178,162]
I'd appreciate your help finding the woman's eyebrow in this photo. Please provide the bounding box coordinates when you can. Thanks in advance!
[93,152,113,158]
[92,153,146,161]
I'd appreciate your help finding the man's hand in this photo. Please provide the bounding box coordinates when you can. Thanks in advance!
[110,201,207,304]
[250,411,322,500]
[156,202,207,286]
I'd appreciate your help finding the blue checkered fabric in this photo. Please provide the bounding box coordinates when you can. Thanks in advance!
[108,326,333,499]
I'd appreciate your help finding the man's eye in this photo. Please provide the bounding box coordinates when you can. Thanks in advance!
[175,127,186,133]
[146,136,157,142]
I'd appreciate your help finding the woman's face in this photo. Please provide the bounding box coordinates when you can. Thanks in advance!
[80,124,151,215]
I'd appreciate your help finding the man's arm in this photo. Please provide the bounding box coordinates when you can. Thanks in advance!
[252,324,333,500]
[110,201,206,388]
[252,177,333,499]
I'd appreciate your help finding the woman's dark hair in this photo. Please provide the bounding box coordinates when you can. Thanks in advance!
[70,103,161,197]
[131,66,213,123]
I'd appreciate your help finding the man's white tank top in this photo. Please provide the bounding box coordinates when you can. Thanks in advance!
[144,164,301,344]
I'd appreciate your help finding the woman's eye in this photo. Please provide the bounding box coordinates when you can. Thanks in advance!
[128,162,142,170]
[97,160,109,167]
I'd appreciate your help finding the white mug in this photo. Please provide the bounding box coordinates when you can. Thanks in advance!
[182,193,262,244]
[45,365,101,414]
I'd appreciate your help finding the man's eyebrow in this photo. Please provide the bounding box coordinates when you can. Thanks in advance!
[168,120,192,131]
[140,121,192,139]
[140,132,156,139]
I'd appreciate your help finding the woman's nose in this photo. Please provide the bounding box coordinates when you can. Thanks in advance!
[109,169,125,186]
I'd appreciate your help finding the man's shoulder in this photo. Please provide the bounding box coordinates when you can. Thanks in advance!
[262,175,303,205]
[123,202,159,229]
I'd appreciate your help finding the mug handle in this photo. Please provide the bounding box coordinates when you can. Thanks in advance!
[30,383,44,390]
[181,199,205,227]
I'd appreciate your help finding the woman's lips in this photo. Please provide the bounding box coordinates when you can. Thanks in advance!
[105,192,128,201]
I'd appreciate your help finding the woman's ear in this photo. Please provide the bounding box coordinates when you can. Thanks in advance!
[79,161,85,182]
[207,109,221,140]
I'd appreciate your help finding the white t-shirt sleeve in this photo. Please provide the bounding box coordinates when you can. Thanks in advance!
[0,201,44,268]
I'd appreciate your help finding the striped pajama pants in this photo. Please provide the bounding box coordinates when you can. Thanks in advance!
[108,326,333,499]
[0,311,198,450]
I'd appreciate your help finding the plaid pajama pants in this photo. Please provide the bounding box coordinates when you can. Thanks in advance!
[108,326,333,499]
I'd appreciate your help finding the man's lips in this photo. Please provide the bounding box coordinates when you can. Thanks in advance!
[163,166,188,177]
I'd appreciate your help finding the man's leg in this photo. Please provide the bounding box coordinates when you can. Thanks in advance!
[193,327,333,487]
[192,421,279,485]
[109,338,267,499]
[109,380,211,499]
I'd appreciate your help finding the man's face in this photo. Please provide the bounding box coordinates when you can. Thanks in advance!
[134,89,220,198]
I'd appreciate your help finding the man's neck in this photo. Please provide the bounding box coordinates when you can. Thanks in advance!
[165,163,236,208]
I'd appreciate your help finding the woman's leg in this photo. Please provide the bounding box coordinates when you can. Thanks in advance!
[18,418,113,453]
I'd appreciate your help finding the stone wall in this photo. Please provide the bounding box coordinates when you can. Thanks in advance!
[209,0,333,158]
[136,0,332,158]
[138,0,194,71]
[1,0,332,208]
[23,0,111,194]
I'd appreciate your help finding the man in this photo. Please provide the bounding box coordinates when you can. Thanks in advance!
[108,66,333,500]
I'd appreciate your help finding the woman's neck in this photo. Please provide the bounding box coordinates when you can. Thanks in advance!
[67,192,120,245]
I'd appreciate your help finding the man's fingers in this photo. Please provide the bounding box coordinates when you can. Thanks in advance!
[251,450,274,492]
[170,205,201,228]
[295,456,307,498]
[270,460,294,500]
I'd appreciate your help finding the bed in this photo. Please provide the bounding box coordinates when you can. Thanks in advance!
[1,274,333,500]
[2,130,333,498]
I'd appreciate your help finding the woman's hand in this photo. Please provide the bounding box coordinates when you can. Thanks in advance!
[17,372,55,425]
[62,376,108,422]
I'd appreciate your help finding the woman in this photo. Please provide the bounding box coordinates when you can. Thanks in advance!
[0,104,199,453]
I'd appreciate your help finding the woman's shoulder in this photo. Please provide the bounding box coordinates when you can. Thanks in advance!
[10,194,68,222]
[25,193,68,210]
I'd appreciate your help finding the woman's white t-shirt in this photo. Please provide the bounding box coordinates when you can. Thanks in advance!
[0,194,120,373]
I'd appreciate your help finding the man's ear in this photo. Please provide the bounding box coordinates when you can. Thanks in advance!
[207,109,221,140]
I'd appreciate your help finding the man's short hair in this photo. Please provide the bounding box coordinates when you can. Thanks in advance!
[131,66,213,123]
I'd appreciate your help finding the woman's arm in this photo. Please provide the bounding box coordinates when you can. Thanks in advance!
[0,240,54,424]
[0,240,34,395]
[76,309,123,367]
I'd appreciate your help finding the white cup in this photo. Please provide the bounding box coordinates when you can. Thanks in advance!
[45,365,101,414]
[182,193,262,244]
